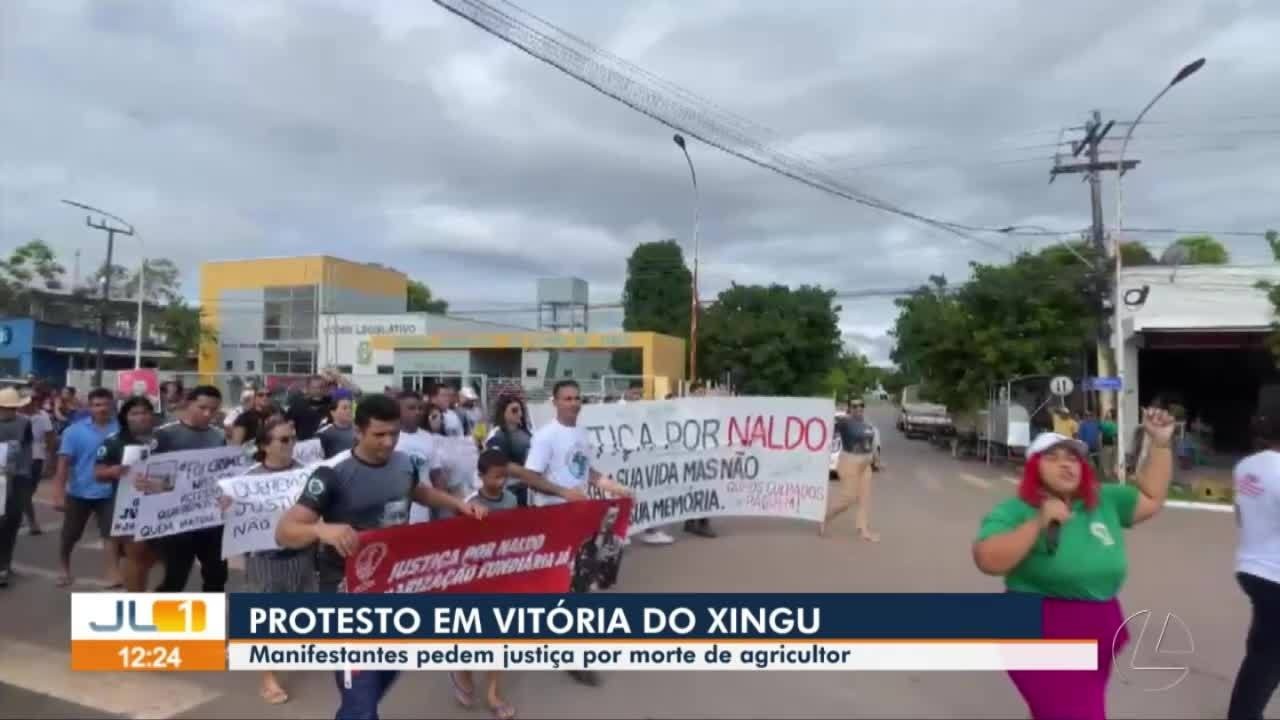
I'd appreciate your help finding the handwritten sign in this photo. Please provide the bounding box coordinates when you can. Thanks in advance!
[218,466,312,558]
[108,445,149,536]
[293,438,323,466]
[529,397,833,534]
[132,446,253,540]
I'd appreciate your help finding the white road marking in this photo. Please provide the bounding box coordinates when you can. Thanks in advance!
[1002,476,1019,486]
[1164,499,1234,513]
[1,639,221,719]
[959,473,992,490]
[7,562,111,588]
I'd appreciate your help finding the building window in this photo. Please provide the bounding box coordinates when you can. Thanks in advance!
[224,360,234,371]
[563,369,573,378]
[376,365,394,375]
[525,368,538,378]
[337,365,353,374]
[263,285,317,341]
[262,349,315,375]
[246,360,255,371]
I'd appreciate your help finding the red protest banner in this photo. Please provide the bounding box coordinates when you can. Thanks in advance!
[344,499,632,594]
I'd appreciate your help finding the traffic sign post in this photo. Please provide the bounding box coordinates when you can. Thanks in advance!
[1049,376,1074,397]
[1086,377,1123,392]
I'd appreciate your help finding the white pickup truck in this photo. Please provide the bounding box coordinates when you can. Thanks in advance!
[896,385,953,439]
[828,413,881,477]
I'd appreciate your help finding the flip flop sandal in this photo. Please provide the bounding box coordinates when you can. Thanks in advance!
[260,686,289,705]
[104,582,124,590]
[449,672,474,708]
[56,576,74,588]
[489,702,517,720]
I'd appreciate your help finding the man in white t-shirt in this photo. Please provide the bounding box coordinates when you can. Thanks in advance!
[1228,408,1280,720]
[525,379,633,687]
[429,383,466,437]
[395,391,447,523]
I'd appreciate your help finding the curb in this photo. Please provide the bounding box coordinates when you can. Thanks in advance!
[1164,499,1233,513]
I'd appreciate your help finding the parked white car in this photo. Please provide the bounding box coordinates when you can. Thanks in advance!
[829,414,881,477]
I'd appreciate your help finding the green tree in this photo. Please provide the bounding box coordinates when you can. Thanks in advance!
[1256,230,1280,362]
[823,349,880,402]
[407,280,448,314]
[698,283,842,395]
[153,300,218,370]
[122,258,182,304]
[0,239,66,313]
[1169,234,1230,265]
[1120,241,1157,266]
[890,246,1096,412]
[615,239,693,375]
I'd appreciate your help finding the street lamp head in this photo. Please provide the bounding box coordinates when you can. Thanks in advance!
[1170,58,1205,86]
[672,133,686,149]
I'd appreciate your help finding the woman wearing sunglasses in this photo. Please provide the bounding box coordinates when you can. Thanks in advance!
[242,416,314,704]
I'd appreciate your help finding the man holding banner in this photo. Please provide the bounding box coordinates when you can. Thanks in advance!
[275,393,489,720]
[525,379,633,688]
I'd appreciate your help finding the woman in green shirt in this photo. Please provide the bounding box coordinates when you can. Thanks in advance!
[973,407,1175,720]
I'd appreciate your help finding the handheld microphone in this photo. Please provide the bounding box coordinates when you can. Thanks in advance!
[1046,520,1061,555]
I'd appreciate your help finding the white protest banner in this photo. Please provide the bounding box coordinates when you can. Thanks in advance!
[218,466,312,558]
[109,445,149,536]
[133,446,253,540]
[529,397,834,534]
[293,438,323,465]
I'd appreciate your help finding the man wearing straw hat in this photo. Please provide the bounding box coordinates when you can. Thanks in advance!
[0,386,35,588]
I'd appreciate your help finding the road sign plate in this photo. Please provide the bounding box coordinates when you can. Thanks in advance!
[1086,377,1123,391]
[1049,376,1074,396]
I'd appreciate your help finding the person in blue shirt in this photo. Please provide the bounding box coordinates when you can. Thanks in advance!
[53,388,121,588]
[1077,411,1103,471]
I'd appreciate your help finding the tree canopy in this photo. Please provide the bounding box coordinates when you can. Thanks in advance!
[823,349,883,403]
[1167,234,1230,265]
[614,240,693,376]
[407,279,448,314]
[890,245,1096,412]
[1120,241,1157,266]
[699,283,842,395]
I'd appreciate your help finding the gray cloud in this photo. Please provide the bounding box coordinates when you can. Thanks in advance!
[3,0,1278,364]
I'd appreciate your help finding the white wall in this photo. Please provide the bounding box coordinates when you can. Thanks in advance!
[1121,265,1280,333]
[318,313,529,373]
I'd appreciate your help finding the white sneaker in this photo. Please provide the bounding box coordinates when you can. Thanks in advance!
[637,529,676,545]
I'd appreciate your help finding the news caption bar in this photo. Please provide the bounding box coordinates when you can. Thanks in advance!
[70,593,1095,673]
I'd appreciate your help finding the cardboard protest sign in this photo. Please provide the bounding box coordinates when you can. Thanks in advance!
[109,445,149,536]
[530,397,832,534]
[132,446,253,540]
[218,466,312,558]
[293,438,324,466]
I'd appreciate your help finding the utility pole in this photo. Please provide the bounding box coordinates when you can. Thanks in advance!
[84,216,134,387]
[1050,112,1139,416]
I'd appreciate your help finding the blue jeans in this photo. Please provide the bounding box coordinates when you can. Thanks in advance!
[333,670,399,720]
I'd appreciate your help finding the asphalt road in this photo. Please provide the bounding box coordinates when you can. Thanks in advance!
[0,403,1257,719]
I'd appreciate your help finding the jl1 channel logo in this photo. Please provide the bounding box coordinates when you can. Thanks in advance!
[70,593,227,672]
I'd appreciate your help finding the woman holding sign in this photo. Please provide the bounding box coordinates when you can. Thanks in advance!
[94,396,157,592]
[241,415,314,705]
[972,408,1175,720]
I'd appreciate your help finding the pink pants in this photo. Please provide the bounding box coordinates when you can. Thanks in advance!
[1008,596,1129,720]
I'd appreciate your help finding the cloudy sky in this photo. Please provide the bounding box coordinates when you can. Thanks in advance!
[3,0,1279,364]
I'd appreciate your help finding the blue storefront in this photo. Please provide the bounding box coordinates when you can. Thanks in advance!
[0,317,166,384]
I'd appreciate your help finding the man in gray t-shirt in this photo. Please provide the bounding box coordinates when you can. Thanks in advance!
[275,394,487,720]
[152,386,230,593]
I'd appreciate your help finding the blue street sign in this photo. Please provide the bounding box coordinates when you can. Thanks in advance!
[1086,377,1123,392]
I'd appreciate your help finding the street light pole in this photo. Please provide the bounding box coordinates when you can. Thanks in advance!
[673,133,701,387]
[1110,58,1205,483]
[62,200,136,387]
[134,258,146,369]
